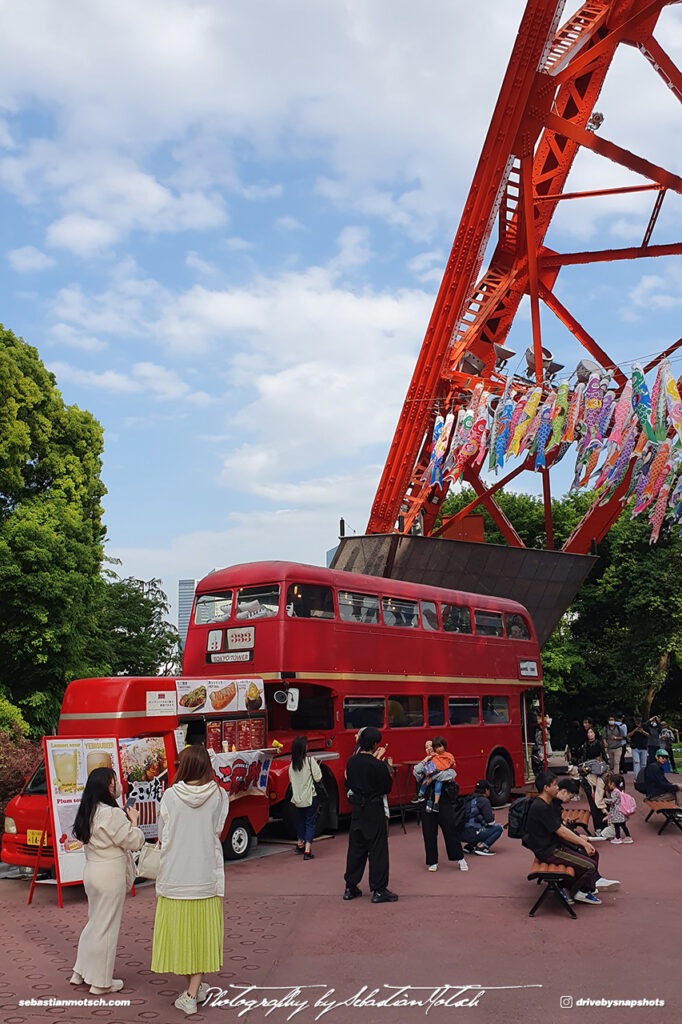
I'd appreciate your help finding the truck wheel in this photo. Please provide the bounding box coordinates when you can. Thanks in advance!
[222,819,252,860]
[487,753,513,806]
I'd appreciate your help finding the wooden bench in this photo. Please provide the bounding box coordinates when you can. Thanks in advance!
[527,860,576,919]
[643,799,682,835]
[562,808,591,833]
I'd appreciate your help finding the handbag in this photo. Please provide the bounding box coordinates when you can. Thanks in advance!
[308,759,328,803]
[136,841,160,880]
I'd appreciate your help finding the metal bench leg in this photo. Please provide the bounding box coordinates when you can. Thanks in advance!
[529,884,550,917]
[551,882,577,919]
[645,809,654,822]
[658,815,672,835]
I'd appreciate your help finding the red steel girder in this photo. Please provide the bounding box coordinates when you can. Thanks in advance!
[368,0,681,555]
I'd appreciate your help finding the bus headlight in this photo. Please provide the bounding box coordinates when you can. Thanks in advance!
[4,817,17,834]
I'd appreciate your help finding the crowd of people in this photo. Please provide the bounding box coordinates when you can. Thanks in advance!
[65,712,679,1014]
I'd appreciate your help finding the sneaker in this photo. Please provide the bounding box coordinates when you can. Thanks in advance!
[594,877,620,890]
[174,992,198,1016]
[556,886,573,904]
[431,803,440,813]
[458,859,469,871]
[610,838,623,844]
[197,983,209,1003]
[573,891,602,905]
[463,844,476,854]
[473,845,495,856]
[411,796,426,804]
[294,845,304,854]
[427,864,438,871]
[69,972,84,986]
[90,980,124,995]
[371,888,399,903]
[621,837,634,844]
[303,851,315,860]
[425,800,434,813]
[588,833,608,841]
[342,884,362,901]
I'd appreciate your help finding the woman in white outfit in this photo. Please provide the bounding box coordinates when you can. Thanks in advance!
[151,744,229,1016]
[70,766,144,994]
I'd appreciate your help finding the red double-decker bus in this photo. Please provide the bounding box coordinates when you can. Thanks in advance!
[182,560,543,831]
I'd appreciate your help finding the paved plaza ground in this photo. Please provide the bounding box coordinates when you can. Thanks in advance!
[2,780,681,1024]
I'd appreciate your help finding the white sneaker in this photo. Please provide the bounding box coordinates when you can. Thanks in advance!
[595,877,620,890]
[588,832,607,841]
[621,837,634,844]
[198,982,209,1002]
[174,992,198,1016]
[573,891,601,905]
[610,838,623,844]
[69,972,84,986]
[427,864,438,871]
[458,859,469,871]
[90,980,124,995]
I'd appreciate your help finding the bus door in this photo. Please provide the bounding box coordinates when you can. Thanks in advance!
[520,691,539,782]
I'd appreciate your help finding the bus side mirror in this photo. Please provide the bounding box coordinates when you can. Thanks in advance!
[286,688,300,712]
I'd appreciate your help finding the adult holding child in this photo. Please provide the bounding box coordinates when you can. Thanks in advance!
[151,745,229,1016]
[70,767,145,994]
[413,739,468,872]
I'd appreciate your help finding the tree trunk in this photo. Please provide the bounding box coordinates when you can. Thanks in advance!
[641,651,670,717]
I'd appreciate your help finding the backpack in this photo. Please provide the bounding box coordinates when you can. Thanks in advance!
[619,790,636,817]
[507,796,533,839]
[634,767,648,795]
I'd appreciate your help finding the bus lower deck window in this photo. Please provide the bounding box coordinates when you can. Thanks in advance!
[448,697,480,726]
[343,697,385,729]
[388,695,424,728]
[482,696,510,724]
[427,696,445,727]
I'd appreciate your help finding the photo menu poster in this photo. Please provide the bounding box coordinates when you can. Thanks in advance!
[44,737,122,885]
[176,677,264,716]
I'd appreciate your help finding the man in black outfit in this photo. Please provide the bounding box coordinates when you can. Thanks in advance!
[343,726,398,903]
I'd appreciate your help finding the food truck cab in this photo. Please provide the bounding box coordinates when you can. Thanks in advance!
[1,675,273,870]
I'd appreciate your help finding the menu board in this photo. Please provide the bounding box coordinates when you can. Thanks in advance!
[221,720,237,752]
[237,719,253,750]
[249,718,266,749]
[44,737,122,885]
[118,736,168,840]
[209,749,272,801]
[176,677,264,716]
[206,721,222,754]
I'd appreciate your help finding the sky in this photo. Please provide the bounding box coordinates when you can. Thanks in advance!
[1,0,681,626]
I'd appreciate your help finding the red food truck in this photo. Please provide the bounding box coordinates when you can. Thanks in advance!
[2,560,543,872]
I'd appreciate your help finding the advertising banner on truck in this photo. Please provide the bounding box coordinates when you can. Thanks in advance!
[44,737,122,885]
[209,749,272,800]
[118,737,169,839]
[176,677,264,715]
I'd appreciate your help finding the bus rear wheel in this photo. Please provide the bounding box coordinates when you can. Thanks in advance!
[486,754,513,806]
[222,819,252,860]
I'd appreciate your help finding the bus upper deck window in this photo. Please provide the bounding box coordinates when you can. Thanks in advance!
[286,584,335,619]
[381,597,418,628]
[236,584,280,620]
[505,613,530,639]
[338,590,380,624]
[420,601,439,631]
[474,610,504,637]
[441,604,472,634]
[195,591,233,624]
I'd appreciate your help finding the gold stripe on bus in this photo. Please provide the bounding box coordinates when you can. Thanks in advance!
[287,671,540,686]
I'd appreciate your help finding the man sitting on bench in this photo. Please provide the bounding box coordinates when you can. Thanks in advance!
[524,771,619,906]
[643,750,682,805]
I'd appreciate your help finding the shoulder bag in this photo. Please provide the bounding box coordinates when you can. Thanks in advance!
[136,841,160,880]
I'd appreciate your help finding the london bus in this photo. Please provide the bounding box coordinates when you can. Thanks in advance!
[182,560,543,831]
[2,561,543,867]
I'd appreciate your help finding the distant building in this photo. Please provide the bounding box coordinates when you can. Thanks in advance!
[177,579,197,648]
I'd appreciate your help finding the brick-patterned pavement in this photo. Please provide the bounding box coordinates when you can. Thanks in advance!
[2,794,681,1024]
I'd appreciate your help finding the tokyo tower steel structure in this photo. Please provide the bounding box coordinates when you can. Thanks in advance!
[367,0,682,554]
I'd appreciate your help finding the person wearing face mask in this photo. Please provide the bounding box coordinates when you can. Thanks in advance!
[605,714,625,774]
[70,767,144,994]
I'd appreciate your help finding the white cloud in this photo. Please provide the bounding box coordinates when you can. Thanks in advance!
[7,244,55,271]
[47,213,119,256]
[48,361,140,393]
[47,357,215,403]
[408,248,445,283]
[48,321,107,352]
[629,266,682,309]
[0,119,15,148]
[224,236,253,251]
[186,250,218,275]
[275,216,303,231]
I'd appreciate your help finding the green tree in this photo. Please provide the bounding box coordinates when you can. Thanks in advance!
[90,571,181,677]
[0,327,107,731]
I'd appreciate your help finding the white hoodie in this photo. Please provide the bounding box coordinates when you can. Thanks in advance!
[156,781,229,899]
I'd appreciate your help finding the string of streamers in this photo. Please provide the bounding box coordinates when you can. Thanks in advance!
[424,358,682,546]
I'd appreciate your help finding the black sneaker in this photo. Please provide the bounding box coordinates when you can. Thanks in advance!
[410,796,426,804]
[343,885,362,901]
[371,889,399,903]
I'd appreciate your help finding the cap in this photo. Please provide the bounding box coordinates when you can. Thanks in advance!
[655,748,669,758]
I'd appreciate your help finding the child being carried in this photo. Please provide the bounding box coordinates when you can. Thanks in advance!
[412,737,457,813]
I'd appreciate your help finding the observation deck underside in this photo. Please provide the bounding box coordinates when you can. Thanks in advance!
[330,535,596,648]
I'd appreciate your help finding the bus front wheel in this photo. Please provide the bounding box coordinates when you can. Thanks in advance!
[223,819,252,860]
[486,754,513,806]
